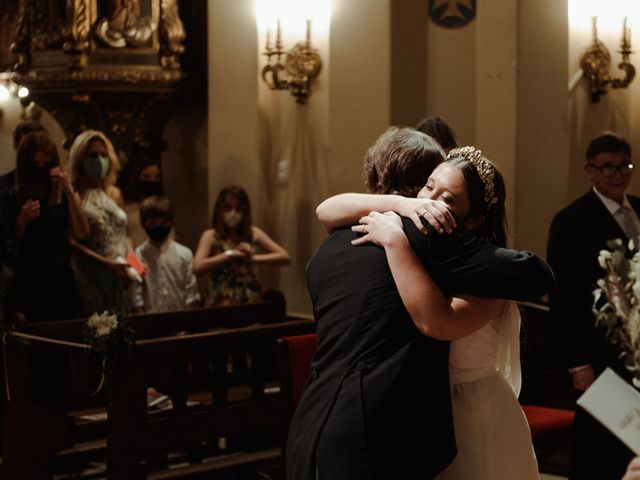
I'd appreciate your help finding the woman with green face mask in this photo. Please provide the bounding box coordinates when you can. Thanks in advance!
[68,130,134,315]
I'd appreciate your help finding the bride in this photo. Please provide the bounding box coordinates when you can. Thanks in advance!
[317,146,539,479]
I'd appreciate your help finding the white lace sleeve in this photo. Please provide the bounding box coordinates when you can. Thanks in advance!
[496,300,522,397]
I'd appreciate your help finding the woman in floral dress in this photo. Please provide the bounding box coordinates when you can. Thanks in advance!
[68,130,132,315]
[193,185,290,306]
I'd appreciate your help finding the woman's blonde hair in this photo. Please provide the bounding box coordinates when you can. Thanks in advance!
[68,130,120,191]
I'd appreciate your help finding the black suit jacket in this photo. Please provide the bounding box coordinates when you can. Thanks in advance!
[286,219,554,480]
[0,170,15,194]
[547,190,640,379]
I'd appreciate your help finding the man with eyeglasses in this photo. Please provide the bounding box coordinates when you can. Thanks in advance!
[547,131,638,480]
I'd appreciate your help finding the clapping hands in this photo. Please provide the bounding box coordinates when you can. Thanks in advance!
[226,242,253,261]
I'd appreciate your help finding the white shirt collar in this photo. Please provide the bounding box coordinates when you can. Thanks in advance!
[592,186,632,214]
[140,238,172,255]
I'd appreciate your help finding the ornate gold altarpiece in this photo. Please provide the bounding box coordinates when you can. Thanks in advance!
[10,0,186,160]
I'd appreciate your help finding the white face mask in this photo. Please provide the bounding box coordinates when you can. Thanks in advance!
[223,209,243,228]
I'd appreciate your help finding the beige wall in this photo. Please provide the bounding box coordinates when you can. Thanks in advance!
[0,99,22,175]
[516,0,569,254]
[0,99,66,173]
[423,0,568,255]
[162,105,209,253]
[207,0,396,314]
[205,0,574,314]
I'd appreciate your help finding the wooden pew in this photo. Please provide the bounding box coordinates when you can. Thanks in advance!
[1,301,315,479]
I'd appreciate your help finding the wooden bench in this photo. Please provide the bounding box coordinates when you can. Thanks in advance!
[2,301,315,479]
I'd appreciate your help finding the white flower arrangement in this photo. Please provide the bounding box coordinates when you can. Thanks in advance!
[82,311,134,356]
[594,239,640,386]
[86,311,119,337]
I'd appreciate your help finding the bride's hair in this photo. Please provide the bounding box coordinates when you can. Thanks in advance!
[446,147,507,247]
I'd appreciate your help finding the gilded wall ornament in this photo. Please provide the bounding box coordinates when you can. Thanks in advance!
[95,0,156,48]
[16,68,182,85]
[159,0,185,69]
[8,0,186,182]
[63,0,91,68]
[428,0,476,29]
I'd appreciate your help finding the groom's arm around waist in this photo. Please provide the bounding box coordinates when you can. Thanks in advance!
[403,217,555,302]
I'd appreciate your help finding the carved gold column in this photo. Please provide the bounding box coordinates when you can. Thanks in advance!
[10,0,186,162]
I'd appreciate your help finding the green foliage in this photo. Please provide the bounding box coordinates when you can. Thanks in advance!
[594,239,640,379]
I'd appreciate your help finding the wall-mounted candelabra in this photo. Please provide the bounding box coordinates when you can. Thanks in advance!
[581,16,635,102]
[261,19,322,104]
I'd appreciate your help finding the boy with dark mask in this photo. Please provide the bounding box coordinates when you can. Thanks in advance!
[131,195,200,313]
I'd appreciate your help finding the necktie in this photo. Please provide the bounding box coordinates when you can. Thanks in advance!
[621,205,640,247]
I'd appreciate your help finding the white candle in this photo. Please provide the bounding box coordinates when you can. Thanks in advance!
[276,18,282,49]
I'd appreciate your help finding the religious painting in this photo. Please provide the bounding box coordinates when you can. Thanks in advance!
[0,0,20,70]
[428,0,476,29]
[95,0,157,48]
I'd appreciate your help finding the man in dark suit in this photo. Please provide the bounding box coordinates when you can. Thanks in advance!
[548,131,638,480]
[286,127,554,480]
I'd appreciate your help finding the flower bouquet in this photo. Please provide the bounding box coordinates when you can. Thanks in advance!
[82,311,134,395]
[82,311,134,356]
[593,239,640,387]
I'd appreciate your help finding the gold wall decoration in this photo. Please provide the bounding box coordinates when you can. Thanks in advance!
[159,0,186,70]
[580,16,635,102]
[8,0,187,171]
[261,19,322,104]
[94,0,156,48]
[63,0,91,69]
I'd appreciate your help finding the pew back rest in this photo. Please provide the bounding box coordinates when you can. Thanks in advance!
[16,299,287,342]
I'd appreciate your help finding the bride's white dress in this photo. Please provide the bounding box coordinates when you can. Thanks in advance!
[436,301,539,480]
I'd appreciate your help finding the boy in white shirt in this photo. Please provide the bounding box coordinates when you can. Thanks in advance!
[131,196,200,313]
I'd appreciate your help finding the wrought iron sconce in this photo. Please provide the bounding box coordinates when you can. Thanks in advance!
[261,19,322,104]
[581,16,636,102]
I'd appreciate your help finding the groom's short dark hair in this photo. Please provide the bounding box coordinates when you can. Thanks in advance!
[363,126,445,197]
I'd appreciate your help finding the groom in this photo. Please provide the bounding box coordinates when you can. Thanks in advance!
[286,127,554,480]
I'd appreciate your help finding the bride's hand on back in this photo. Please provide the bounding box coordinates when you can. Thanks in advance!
[394,197,456,235]
[351,211,406,247]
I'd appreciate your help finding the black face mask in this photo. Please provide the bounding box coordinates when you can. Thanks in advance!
[21,162,54,203]
[137,179,163,198]
[26,162,54,182]
[145,225,172,242]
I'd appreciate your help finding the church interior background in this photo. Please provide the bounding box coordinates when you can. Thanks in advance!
[0,0,638,478]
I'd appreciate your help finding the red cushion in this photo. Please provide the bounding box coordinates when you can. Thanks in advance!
[522,405,575,439]
[281,334,317,407]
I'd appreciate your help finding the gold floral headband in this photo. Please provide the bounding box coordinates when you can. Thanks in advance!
[447,146,499,210]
